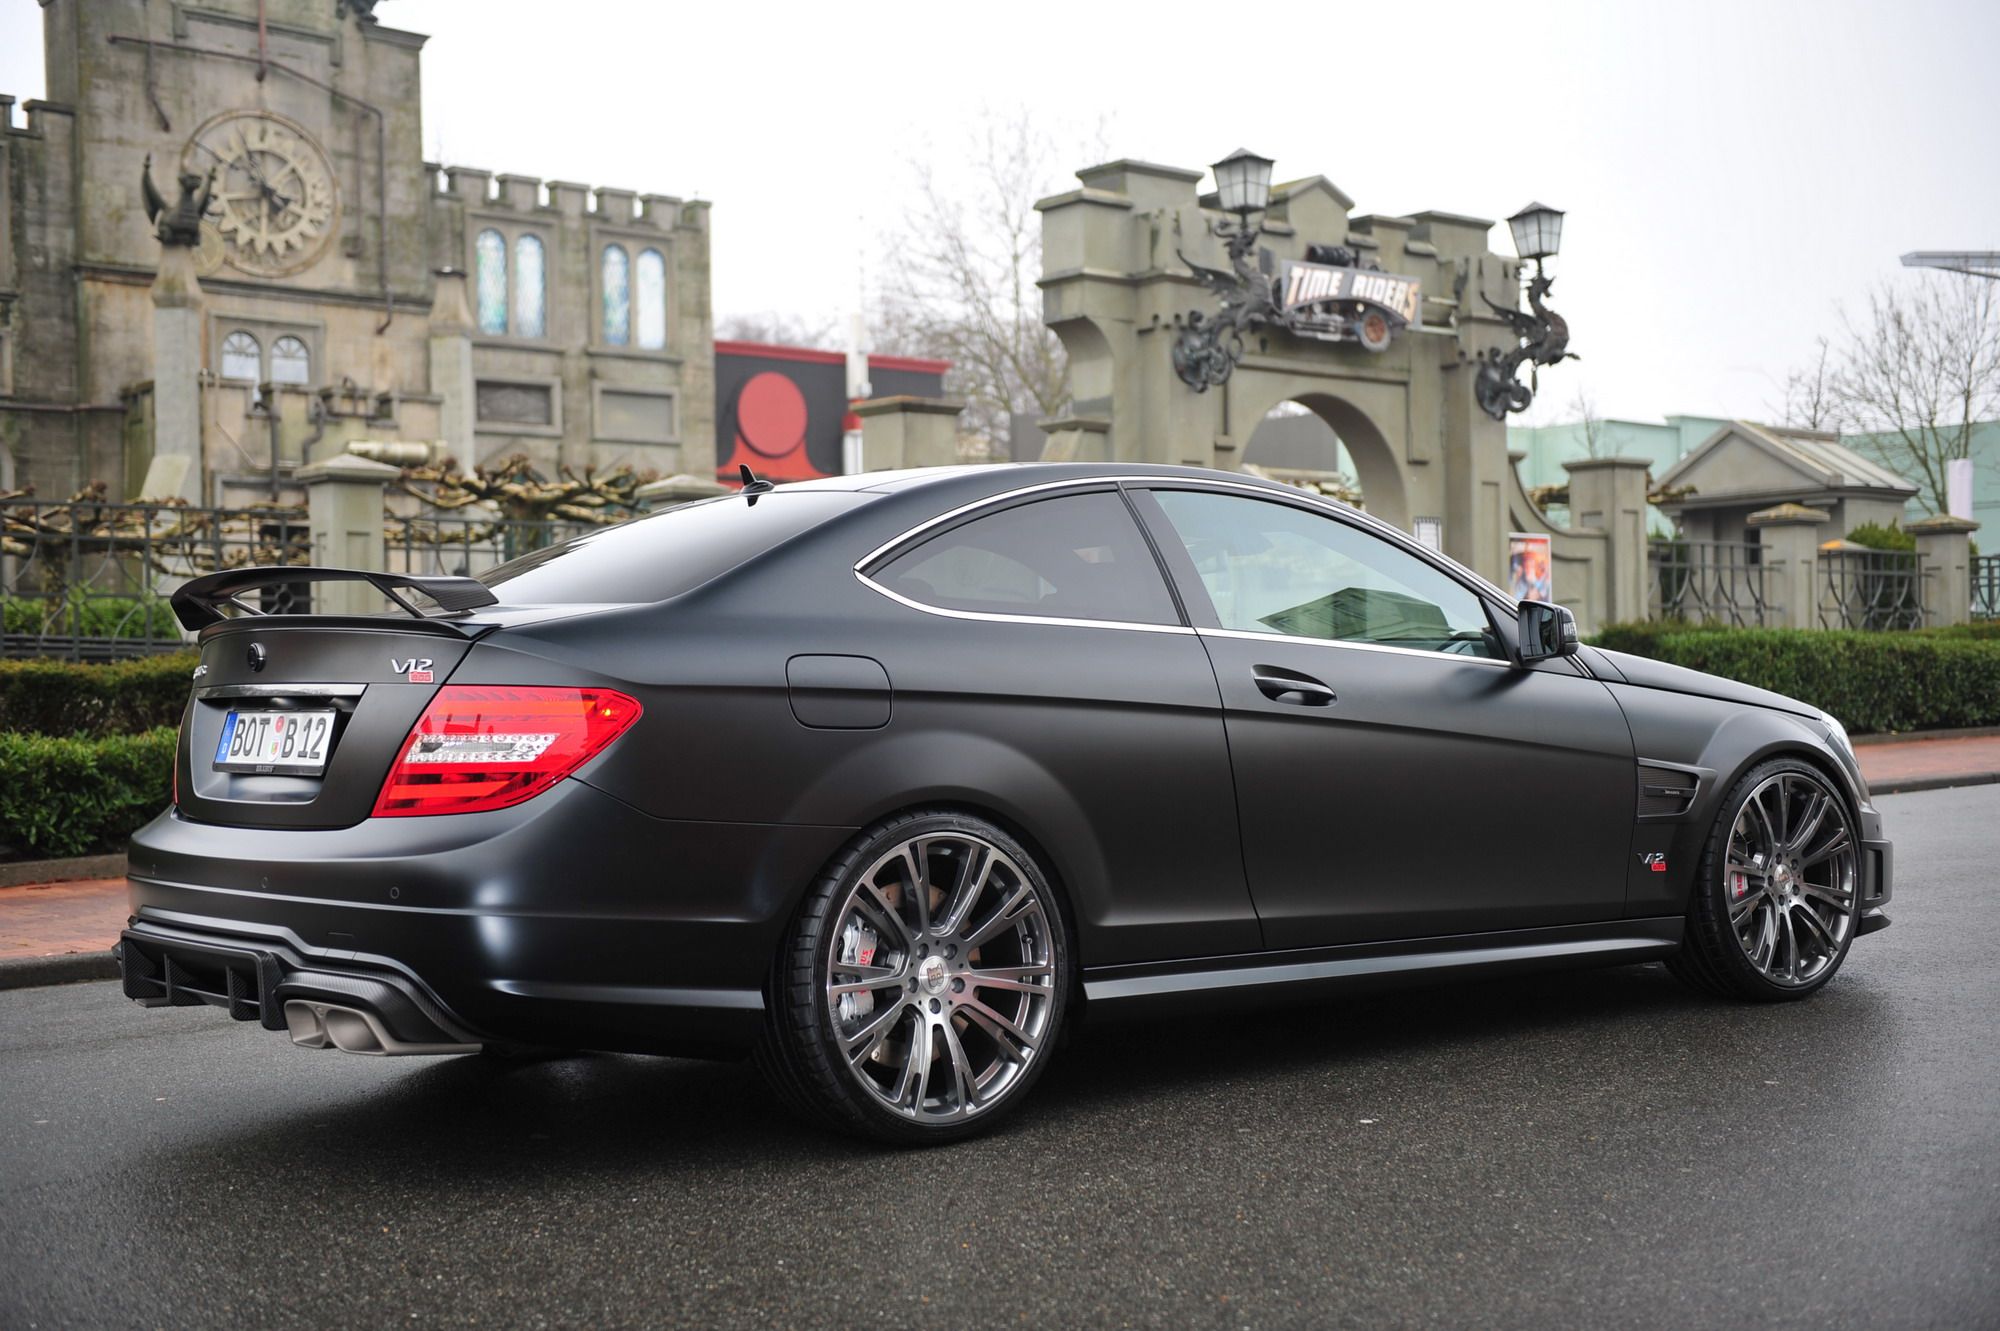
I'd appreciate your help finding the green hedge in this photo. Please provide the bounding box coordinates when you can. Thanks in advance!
[1588,622,2000,733]
[0,653,197,737]
[0,728,176,858]
[2,594,183,641]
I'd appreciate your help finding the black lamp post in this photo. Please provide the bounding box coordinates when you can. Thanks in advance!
[1474,202,1577,420]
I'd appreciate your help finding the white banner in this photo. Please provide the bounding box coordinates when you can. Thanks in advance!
[1948,457,1974,520]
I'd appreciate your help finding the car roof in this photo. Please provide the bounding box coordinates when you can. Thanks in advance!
[754,463,1511,607]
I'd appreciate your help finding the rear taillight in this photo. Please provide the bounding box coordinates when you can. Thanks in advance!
[371,685,641,817]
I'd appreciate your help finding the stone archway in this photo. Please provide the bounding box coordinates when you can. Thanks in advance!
[1241,391,1409,529]
[1035,158,1526,584]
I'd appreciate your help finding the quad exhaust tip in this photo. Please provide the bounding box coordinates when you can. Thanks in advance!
[283,1000,480,1057]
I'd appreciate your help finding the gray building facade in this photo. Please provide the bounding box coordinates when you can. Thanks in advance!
[0,0,714,504]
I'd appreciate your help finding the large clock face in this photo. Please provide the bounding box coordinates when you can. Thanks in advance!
[181,110,340,278]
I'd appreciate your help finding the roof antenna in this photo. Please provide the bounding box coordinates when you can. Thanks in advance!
[738,463,776,504]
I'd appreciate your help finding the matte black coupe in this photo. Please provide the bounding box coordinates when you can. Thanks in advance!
[121,464,1893,1143]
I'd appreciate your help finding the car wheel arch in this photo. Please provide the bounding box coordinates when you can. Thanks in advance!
[1674,735,1864,909]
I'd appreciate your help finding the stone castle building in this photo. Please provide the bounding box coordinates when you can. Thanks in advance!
[1,0,713,504]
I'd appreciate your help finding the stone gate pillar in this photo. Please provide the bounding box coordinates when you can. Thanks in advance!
[1563,456,1653,623]
[299,454,394,615]
[428,268,477,464]
[145,243,204,503]
[1746,503,1831,629]
[1909,514,1980,627]
[855,396,966,471]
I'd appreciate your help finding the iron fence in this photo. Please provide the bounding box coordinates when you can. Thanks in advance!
[1648,540,1781,627]
[1816,549,1925,631]
[1974,554,2000,621]
[1,498,309,661]
[383,514,596,581]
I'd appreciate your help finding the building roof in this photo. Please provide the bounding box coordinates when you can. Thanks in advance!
[1655,419,1915,503]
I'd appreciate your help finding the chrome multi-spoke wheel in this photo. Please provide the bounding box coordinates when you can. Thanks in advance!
[1722,772,1857,986]
[1670,759,1860,1002]
[759,812,1070,1142]
[826,832,1057,1123]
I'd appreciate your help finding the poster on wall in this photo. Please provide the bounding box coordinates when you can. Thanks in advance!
[1509,533,1552,603]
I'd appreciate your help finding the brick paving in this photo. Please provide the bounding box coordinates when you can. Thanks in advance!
[1857,734,2000,793]
[0,877,127,962]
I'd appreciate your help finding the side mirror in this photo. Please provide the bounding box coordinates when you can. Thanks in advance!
[1516,601,1579,664]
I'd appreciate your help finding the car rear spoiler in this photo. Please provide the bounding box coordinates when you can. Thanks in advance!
[171,565,500,630]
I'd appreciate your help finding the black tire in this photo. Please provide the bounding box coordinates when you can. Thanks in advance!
[755,810,1074,1145]
[1667,757,1861,1002]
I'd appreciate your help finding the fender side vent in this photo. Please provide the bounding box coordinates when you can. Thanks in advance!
[1637,764,1700,819]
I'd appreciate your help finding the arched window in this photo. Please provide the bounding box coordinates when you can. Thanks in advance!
[220,330,261,381]
[601,244,630,346]
[475,228,508,335]
[513,234,547,339]
[635,248,667,350]
[270,336,311,386]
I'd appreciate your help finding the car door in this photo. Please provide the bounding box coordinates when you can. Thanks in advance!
[1129,483,1635,950]
[859,483,1262,965]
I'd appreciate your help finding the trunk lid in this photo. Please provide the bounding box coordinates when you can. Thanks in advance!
[176,617,486,829]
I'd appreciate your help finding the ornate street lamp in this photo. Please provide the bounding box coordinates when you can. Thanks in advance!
[1506,202,1565,272]
[1474,202,1578,419]
[1211,148,1275,237]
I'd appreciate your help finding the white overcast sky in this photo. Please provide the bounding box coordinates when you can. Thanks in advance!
[5,0,1996,425]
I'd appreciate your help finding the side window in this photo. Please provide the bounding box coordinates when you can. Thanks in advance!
[1149,490,1500,658]
[873,491,1180,626]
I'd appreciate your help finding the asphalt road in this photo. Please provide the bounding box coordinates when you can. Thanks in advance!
[2,788,1996,1330]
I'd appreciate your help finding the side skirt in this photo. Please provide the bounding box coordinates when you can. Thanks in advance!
[1081,918,1684,1020]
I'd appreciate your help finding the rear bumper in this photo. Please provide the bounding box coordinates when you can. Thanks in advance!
[119,921,481,1053]
[124,779,855,1056]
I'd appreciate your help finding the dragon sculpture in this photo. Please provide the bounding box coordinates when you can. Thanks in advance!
[1172,230,1278,393]
[1474,267,1578,420]
[140,154,215,249]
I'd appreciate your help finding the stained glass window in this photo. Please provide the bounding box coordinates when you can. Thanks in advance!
[636,248,667,350]
[475,229,508,335]
[270,336,311,386]
[601,244,631,346]
[514,234,547,339]
[220,330,261,381]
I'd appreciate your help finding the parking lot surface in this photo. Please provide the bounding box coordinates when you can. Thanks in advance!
[1,786,1995,1329]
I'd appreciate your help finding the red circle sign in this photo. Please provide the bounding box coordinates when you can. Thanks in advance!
[736,372,809,459]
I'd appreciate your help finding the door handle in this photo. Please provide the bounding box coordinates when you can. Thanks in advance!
[1253,667,1337,707]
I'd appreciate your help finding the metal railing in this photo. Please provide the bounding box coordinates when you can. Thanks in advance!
[1816,549,1925,631]
[1,499,309,661]
[1974,554,2000,621]
[383,514,595,581]
[1648,540,1782,627]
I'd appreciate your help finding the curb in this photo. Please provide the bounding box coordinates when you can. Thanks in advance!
[0,854,126,889]
[1869,771,2000,796]
[0,951,120,992]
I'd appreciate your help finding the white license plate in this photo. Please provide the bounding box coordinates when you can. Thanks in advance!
[213,709,337,775]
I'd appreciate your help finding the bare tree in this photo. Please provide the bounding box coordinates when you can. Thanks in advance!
[1571,385,1604,458]
[1776,334,1838,431]
[1822,275,2000,513]
[875,109,1104,455]
[715,310,838,348]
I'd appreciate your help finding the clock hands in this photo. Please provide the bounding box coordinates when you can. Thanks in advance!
[196,134,294,216]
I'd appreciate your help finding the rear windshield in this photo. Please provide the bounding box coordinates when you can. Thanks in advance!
[477,492,866,605]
